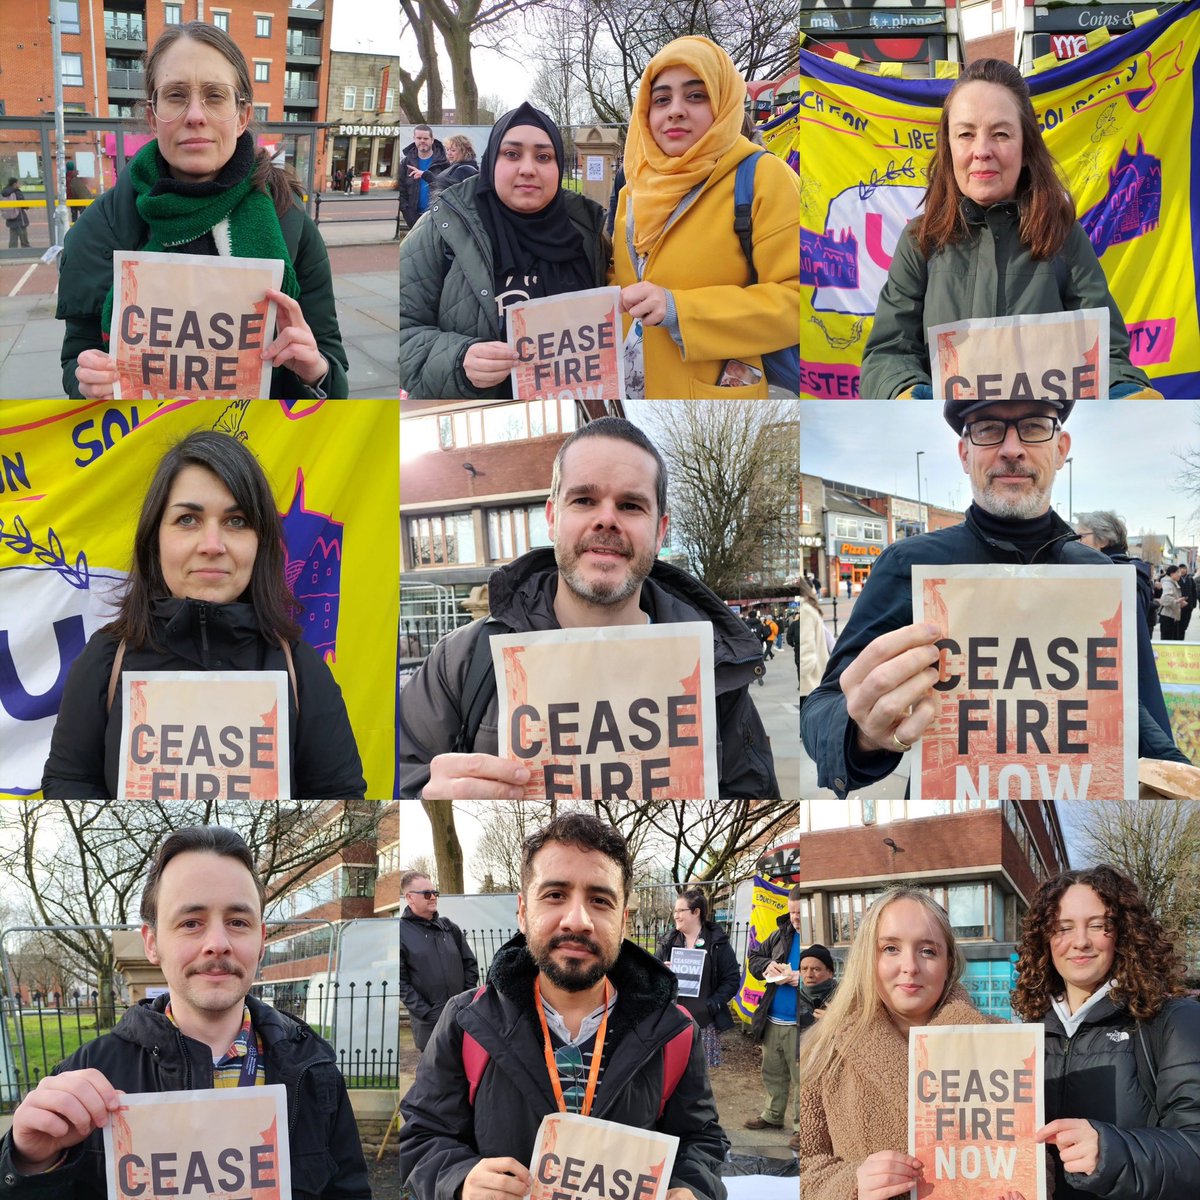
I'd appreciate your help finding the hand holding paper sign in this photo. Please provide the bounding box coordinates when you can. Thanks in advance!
[463,1157,534,1200]
[620,282,669,327]
[465,340,522,388]
[422,750,532,800]
[10,1068,123,1172]
[856,1149,925,1200]
[76,347,120,400]
[261,288,328,386]
[1035,1119,1099,1176]
[840,623,943,755]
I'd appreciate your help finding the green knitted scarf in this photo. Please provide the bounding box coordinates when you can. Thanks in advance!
[100,135,300,343]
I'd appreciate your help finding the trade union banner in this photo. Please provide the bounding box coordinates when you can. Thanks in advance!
[799,0,1200,398]
[0,400,399,799]
[732,873,792,1024]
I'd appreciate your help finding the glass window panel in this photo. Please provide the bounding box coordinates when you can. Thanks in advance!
[453,411,468,447]
[467,409,483,445]
[513,512,527,557]
[529,401,544,438]
[400,416,439,463]
[545,399,559,433]
[61,1,81,33]
[560,402,577,432]
[438,414,453,448]
[482,403,528,444]
[454,513,476,563]
[528,505,550,548]
[947,883,986,938]
[487,511,501,560]
[213,11,229,31]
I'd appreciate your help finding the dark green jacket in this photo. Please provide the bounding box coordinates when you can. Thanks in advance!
[399,175,610,399]
[56,167,349,399]
[859,200,1149,399]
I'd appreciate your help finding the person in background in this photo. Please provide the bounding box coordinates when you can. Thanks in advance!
[1159,564,1183,640]
[414,134,479,203]
[790,578,830,720]
[2,178,30,248]
[400,123,447,227]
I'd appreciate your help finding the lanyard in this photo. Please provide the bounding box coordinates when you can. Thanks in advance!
[235,1034,259,1087]
[534,976,609,1116]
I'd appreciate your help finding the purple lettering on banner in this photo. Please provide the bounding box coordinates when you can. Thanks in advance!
[1080,137,1161,255]
[800,363,861,399]
[1127,318,1175,366]
[801,228,860,290]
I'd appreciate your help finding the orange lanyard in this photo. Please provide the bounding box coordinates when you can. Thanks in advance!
[534,976,609,1116]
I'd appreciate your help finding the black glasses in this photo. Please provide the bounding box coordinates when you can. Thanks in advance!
[406,889,439,899]
[963,416,1059,446]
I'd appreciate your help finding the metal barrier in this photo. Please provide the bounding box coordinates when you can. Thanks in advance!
[313,191,402,240]
[399,582,472,665]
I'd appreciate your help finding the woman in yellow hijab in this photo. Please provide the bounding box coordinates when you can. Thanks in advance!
[613,36,800,399]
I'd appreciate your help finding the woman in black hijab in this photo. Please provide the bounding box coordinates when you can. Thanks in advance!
[400,102,611,399]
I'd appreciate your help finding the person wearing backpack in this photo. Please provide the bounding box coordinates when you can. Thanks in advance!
[611,36,800,399]
[1011,864,1200,1200]
[399,812,730,1200]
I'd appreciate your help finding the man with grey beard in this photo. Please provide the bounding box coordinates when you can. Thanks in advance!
[800,399,1187,798]
[400,416,778,799]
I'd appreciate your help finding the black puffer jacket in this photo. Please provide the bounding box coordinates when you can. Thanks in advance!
[800,503,1187,797]
[399,934,730,1200]
[41,597,366,799]
[399,137,448,227]
[398,905,479,1037]
[398,547,777,799]
[655,920,741,1031]
[1043,992,1200,1199]
[0,994,370,1199]
[747,911,798,1043]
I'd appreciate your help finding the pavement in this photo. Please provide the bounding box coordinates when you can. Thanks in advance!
[0,197,399,399]
[746,651,802,800]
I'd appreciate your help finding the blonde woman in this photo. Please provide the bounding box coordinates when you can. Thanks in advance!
[799,887,1025,1200]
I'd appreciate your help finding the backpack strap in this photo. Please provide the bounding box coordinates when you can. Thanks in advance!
[658,1008,697,1119]
[278,637,299,717]
[105,640,127,716]
[733,152,767,286]
[451,619,513,754]
[461,985,491,1106]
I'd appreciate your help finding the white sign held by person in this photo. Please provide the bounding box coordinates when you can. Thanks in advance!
[528,1112,679,1200]
[492,623,719,800]
[103,1085,292,1200]
[668,947,705,998]
[928,308,1110,400]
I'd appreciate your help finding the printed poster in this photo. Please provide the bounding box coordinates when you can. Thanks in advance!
[110,251,283,400]
[492,623,718,800]
[732,875,791,1024]
[528,1112,678,1200]
[507,287,625,401]
[1152,640,1200,685]
[117,671,291,800]
[103,1084,291,1200]
[912,566,1137,800]
[928,309,1109,401]
[667,947,705,998]
[909,1025,1045,1200]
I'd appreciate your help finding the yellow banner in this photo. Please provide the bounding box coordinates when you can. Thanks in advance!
[733,874,791,1023]
[0,400,399,798]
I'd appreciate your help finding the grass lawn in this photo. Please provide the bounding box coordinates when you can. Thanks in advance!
[4,1013,114,1084]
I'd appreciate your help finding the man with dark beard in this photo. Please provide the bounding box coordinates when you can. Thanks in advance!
[400,416,778,799]
[800,399,1186,798]
[399,813,729,1200]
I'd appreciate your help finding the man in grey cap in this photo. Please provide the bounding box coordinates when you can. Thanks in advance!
[801,399,1187,798]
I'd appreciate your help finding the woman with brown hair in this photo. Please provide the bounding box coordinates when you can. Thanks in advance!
[1012,864,1200,1200]
[56,20,347,398]
[408,133,480,203]
[859,57,1158,400]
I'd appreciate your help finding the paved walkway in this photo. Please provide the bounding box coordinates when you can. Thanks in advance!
[0,235,398,399]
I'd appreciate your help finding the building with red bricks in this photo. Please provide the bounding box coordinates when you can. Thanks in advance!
[376,800,400,916]
[797,798,1071,1018]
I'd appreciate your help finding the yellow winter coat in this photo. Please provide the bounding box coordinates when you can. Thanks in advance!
[611,139,801,399]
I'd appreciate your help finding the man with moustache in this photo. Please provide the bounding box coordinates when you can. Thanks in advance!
[400,416,778,799]
[800,399,1187,798]
[399,812,729,1200]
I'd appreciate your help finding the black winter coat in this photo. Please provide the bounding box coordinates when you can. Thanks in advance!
[747,912,798,1043]
[55,163,349,399]
[399,138,448,227]
[398,906,479,1036]
[399,934,730,1200]
[0,994,370,1200]
[800,504,1187,798]
[655,920,740,1031]
[398,547,777,799]
[41,597,366,799]
[1043,993,1200,1200]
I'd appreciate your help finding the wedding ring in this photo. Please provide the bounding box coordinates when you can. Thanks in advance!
[892,730,912,752]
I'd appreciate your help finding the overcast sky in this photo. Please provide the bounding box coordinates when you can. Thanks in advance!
[332,2,401,56]
[801,401,1200,550]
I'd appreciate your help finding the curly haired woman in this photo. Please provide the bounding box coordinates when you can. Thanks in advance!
[1012,864,1200,1200]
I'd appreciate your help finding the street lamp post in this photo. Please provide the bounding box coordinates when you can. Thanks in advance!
[915,451,925,533]
[1066,457,1073,524]
[1168,515,1177,557]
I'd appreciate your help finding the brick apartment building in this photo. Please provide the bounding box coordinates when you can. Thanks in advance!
[325,50,398,187]
[400,399,623,658]
[0,0,334,194]
[376,800,400,915]
[798,798,1071,1018]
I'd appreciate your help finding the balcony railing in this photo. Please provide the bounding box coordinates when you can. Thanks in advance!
[283,80,319,101]
[107,67,145,91]
[286,34,322,56]
[104,20,146,43]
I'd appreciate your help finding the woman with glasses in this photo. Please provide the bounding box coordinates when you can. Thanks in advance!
[1012,865,1200,1200]
[859,58,1159,400]
[56,21,348,399]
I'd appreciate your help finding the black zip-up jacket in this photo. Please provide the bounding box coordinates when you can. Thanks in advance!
[654,920,740,1031]
[398,906,479,1035]
[1043,993,1200,1199]
[0,994,370,1199]
[747,912,798,1043]
[41,597,366,800]
[800,504,1187,798]
[399,138,448,227]
[399,547,778,799]
[399,934,729,1200]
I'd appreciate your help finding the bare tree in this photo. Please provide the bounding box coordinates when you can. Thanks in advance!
[400,1,445,120]
[644,400,800,596]
[468,800,556,892]
[420,799,466,892]
[1173,403,1200,527]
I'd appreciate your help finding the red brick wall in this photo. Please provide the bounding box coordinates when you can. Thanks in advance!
[401,437,565,506]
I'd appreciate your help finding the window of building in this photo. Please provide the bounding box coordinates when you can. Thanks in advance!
[342,866,377,899]
[257,15,272,37]
[383,89,394,112]
[364,86,376,110]
[255,61,270,83]
[61,54,84,87]
[801,503,812,525]
[344,85,357,109]
[793,895,816,946]
[408,512,477,567]
[212,11,229,32]
[833,516,858,539]
[828,889,884,943]
[862,519,884,540]
[378,842,401,876]
[254,104,269,122]
[487,506,552,562]
[108,102,137,117]
[60,1,81,33]
[164,4,182,26]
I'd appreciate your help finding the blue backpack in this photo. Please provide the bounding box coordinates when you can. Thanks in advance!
[733,151,801,395]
